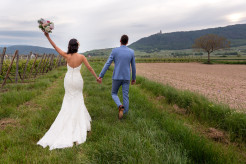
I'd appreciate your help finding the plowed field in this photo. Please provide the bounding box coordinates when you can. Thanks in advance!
[136,63,246,112]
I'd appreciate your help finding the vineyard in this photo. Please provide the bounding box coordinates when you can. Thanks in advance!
[0,47,66,89]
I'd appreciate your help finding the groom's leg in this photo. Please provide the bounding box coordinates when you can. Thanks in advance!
[122,80,130,114]
[111,80,122,108]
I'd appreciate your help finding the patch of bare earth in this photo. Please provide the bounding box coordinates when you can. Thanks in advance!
[173,104,187,115]
[19,101,42,111]
[136,63,246,112]
[205,128,228,143]
[0,118,19,130]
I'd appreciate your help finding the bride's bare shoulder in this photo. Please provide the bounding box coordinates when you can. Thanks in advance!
[79,53,85,57]
[78,53,87,59]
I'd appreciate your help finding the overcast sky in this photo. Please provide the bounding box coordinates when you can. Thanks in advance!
[0,0,245,52]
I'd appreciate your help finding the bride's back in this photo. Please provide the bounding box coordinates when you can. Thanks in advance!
[66,53,83,68]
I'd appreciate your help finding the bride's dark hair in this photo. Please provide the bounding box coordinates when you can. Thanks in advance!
[67,38,79,54]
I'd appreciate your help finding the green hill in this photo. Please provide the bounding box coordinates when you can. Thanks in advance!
[0,45,58,55]
[83,48,113,57]
[129,24,246,52]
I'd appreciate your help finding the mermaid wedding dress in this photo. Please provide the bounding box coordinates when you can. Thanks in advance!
[37,64,91,150]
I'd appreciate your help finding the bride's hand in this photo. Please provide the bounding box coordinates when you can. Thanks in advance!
[44,32,49,38]
[97,77,102,84]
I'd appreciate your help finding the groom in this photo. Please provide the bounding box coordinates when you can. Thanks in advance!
[99,35,136,120]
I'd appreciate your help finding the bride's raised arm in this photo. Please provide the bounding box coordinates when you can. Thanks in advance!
[44,32,68,59]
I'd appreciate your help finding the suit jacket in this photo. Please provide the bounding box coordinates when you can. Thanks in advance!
[99,45,136,81]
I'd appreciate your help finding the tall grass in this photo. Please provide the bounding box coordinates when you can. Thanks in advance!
[135,58,205,63]
[81,63,243,163]
[0,67,66,119]
[211,60,246,64]
[137,76,246,142]
[0,62,244,163]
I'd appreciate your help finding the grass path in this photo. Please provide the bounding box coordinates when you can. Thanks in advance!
[0,62,245,163]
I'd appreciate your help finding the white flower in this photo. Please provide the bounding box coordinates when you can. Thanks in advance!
[50,23,54,29]
[45,26,51,33]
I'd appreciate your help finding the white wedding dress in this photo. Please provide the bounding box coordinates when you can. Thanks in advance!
[37,64,91,150]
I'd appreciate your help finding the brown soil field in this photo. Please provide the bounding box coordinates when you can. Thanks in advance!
[136,63,246,112]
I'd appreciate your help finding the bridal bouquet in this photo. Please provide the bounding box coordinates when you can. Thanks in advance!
[38,18,54,33]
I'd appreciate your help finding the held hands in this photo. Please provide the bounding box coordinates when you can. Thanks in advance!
[96,77,134,85]
[97,77,102,84]
[131,80,136,85]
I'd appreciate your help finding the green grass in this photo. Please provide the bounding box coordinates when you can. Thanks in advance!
[0,62,245,163]
[135,58,205,63]
[211,60,246,64]
[88,56,246,65]
[0,67,66,120]
[137,77,246,142]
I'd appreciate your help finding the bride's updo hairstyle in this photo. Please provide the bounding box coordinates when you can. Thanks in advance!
[67,38,79,54]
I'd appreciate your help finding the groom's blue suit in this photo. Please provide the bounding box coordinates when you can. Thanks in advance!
[99,45,136,113]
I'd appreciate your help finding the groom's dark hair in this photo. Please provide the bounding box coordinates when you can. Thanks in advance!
[120,35,128,45]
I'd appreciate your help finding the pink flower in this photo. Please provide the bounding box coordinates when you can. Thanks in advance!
[42,23,48,28]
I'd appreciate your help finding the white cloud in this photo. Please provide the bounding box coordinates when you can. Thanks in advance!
[0,0,245,52]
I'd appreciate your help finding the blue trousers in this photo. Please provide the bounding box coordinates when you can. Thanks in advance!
[111,80,130,114]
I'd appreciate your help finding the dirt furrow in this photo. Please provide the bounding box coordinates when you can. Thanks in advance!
[136,63,246,112]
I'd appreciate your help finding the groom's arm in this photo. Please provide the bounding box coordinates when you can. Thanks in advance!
[99,51,114,78]
[131,52,136,84]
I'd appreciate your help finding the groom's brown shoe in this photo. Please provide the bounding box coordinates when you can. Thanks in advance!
[118,105,124,120]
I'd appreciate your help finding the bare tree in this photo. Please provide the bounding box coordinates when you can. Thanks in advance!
[192,34,230,63]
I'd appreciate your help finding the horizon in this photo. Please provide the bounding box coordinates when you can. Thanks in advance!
[1,0,246,52]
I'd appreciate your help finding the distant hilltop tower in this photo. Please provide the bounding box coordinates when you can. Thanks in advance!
[160,30,162,34]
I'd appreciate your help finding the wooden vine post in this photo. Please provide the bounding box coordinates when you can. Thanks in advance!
[35,54,45,77]
[0,47,6,75]
[2,50,18,87]
[40,54,48,74]
[22,52,31,82]
[42,54,51,73]
[15,53,19,83]
[49,54,55,71]
[29,54,38,79]
[62,57,66,65]
[46,54,53,73]
[58,55,62,66]
[51,54,55,69]
[55,55,60,68]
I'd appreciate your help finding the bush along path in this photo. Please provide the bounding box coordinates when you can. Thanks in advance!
[0,62,245,163]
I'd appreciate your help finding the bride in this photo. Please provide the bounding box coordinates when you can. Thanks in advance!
[37,32,100,150]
